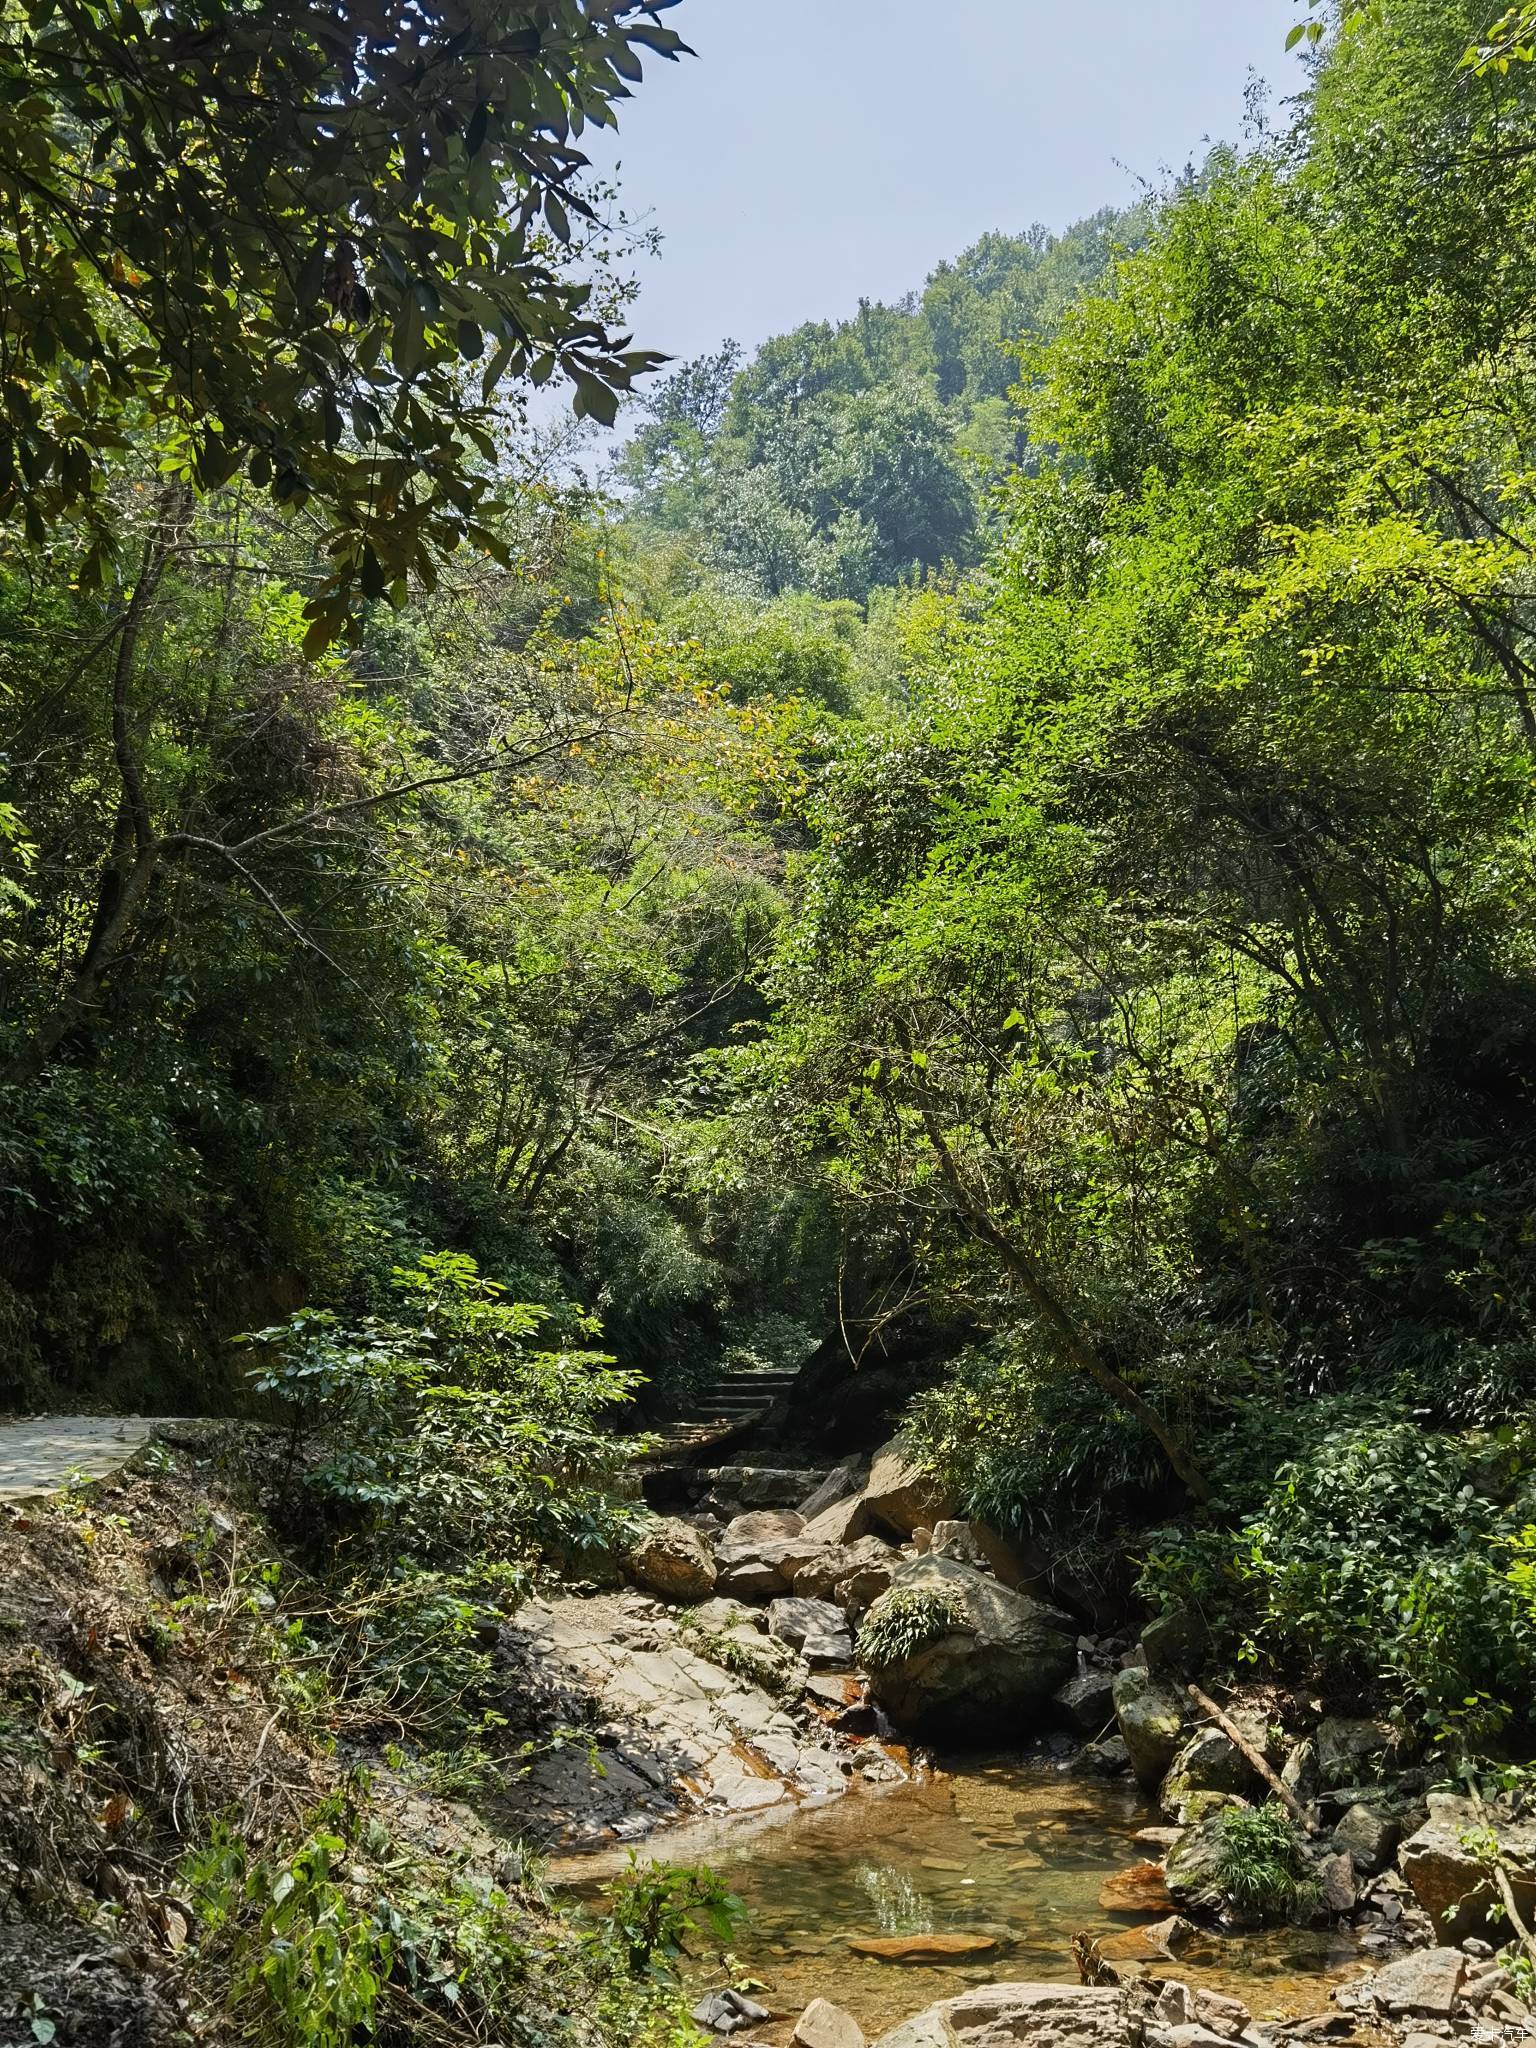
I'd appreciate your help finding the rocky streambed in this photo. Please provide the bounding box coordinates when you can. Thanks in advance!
[508,1441,1536,2048]
[554,1758,1371,2033]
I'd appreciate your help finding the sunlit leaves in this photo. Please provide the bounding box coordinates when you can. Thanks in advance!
[1286,4,1382,52]
[1465,3,1536,69]
[0,0,691,639]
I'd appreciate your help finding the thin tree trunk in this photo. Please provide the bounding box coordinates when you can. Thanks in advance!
[2,519,174,1088]
[1188,1684,1318,1832]
[900,1036,1213,1504]
[3,845,164,1086]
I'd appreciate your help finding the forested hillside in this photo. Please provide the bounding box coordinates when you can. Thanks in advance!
[613,203,1148,600]
[0,99,1145,1410]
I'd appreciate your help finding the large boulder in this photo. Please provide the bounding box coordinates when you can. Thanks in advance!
[871,2015,951,2048]
[1163,1810,1230,1911]
[873,1982,1142,2048]
[717,1544,822,1600]
[929,1519,988,1568]
[1315,1714,1397,1786]
[1075,1735,1131,1777]
[1055,1665,1116,1734]
[1399,1795,1536,1942]
[792,1534,899,1605]
[797,1463,866,1522]
[622,1517,716,1602]
[1331,1801,1401,1876]
[1112,1666,1188,1790]
[719,1508,803,1548]
[1139,1606,1208,1676]
[1318,1849,1357,1916]
[966,1521,1043,1593]
[1362,1948,1468,2018]
[801,1494,875,1547]
[863,1437,953,1539]
[1152,1983,1253,2043]
[768,1595,853,1665]
[859,1554,1075,1739]
[1159,1728,1257,1818]
[714,1509,819,1601]
[1093,1916,1196,1965]
[834,1539,902,1614]
[714,1555,788,1599]
[692,1595,759,1631]
[708,1474,831,1523]
[1280,1738,1322,1809]
[703,1466,827,1512]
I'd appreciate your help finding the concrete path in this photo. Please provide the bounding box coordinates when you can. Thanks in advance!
[0,1415,171,1503]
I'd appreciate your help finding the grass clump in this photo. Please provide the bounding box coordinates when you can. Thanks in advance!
[856,1586,970,1669]
[1211,1803,1323,1925]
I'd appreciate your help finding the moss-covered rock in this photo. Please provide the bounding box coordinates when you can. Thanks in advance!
[1112,1666,1188,1790]
[859,1555,1075,1740]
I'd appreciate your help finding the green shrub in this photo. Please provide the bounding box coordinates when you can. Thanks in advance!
[238,1251,651,1744]
[183,1800,394,2048]
[1210,1804,1322,1925]
[1141,1408,1536,1740]
[905,1341,1170,1535]
[856,1586,970,1669]
[182,1789,715,2048]
[239,1250,644,1571]
[602,1858,742,1980]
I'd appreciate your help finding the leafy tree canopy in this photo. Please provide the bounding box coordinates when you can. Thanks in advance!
[0,0,687,641]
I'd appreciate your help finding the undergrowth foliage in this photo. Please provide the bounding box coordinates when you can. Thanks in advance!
[181,1784,730,2048]
[856,1587,970,1669]
[1140,1409,1536,1742]
[237,1250,647,1745]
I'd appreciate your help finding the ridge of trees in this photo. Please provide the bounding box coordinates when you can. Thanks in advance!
[612,203,1151,602]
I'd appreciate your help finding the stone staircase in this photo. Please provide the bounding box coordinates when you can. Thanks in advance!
[647,1364,799,1458]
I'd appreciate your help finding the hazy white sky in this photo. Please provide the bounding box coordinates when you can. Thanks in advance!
[587,1,1308,365]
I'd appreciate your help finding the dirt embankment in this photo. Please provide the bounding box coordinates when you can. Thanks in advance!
[0,1438,324,2043]
[0,1441,720,2048]
[0,1430,887,2048]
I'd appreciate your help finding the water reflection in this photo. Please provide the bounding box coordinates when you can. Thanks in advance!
[554,1754,1365,2038]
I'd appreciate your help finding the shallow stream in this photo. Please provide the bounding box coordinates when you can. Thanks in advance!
[555,1755,1367,2038]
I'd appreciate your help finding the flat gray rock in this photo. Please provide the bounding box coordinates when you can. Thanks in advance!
[1365,1947,1467,2016]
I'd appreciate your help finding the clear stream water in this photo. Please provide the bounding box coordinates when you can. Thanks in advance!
[554,1755,1367,2038]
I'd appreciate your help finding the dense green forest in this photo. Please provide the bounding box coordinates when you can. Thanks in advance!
[7,0,1536,1803]
[14,3,1536,2045]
